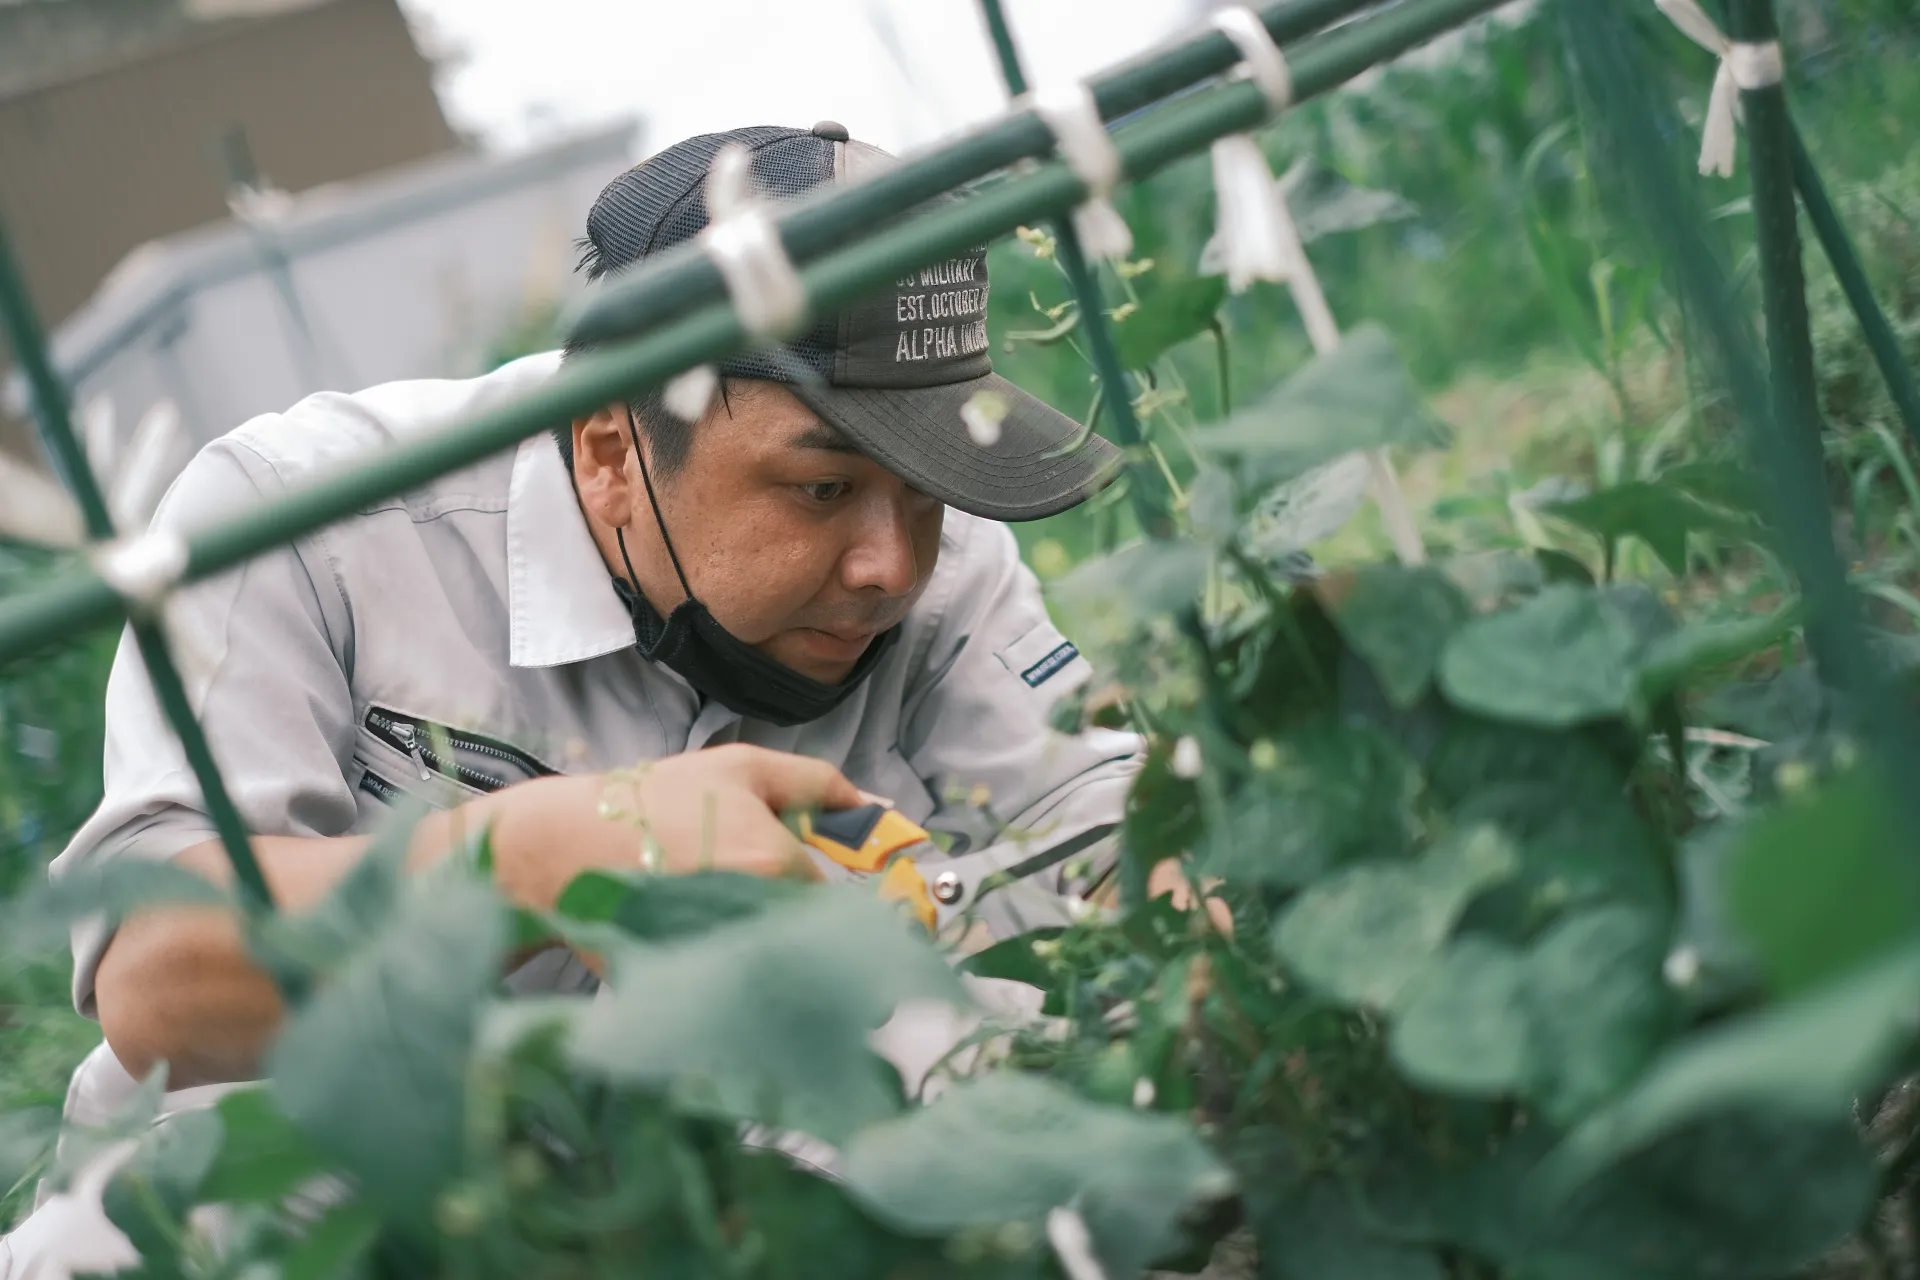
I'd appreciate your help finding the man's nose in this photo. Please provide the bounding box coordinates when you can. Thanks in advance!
[839,487,921,598]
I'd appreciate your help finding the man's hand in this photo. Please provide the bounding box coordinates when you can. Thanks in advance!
[1092,857,1235,936]
[94,745,864,1088]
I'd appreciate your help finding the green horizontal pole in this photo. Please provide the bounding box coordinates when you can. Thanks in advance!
[0,0,1511,669]
[1789,122,1920,449]
[566,0,1371,349]
[0,219,274,912]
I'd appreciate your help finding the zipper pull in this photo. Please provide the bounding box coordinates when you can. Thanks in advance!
[394,723,433,780]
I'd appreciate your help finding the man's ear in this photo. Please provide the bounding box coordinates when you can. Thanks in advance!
[573,404,638,527]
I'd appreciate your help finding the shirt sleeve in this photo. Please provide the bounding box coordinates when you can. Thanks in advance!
[899,517,1142,923]
[50,434,358,1017]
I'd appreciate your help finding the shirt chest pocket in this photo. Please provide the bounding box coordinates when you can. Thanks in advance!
[354,703,559,812]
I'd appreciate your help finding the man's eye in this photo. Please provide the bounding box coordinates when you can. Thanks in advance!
[800,481,851,503]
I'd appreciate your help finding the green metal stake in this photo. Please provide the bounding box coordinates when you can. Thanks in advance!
[1789,122,1920,448]
[975,0,1175,539]
[0,219,275,913]
[1727,0,1825,457]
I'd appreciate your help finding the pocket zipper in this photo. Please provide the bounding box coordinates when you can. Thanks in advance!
[363,706,558,793]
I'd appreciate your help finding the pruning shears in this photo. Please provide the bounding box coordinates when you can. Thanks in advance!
[798,803,1117,935]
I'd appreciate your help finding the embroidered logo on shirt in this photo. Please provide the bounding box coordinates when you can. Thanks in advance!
[1020,641,1080,688]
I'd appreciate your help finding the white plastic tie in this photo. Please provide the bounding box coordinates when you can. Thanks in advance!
[1652,0,1785,178]
[92,530,190,612]
[663,365,719,424]
[1030,82,1134,260]
[1212,6,1294,116]
[699,144,809,340]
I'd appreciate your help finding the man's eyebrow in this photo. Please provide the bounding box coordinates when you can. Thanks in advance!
[789,423,862,454]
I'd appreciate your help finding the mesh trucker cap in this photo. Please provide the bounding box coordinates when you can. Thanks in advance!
[581,121,1121,522]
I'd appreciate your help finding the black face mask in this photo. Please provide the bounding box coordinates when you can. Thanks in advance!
[612,414,900,728]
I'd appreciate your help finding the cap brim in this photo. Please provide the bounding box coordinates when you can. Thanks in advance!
[788,373,1123,522]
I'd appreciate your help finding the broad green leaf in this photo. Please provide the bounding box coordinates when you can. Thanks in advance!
[1322,564,1472,709]
[959,928,1068,1014]
[1,857,228,956]
[1524,907,1673,1125]
[1114,275,1227,370]
[268,875,506,1219]
[1659,459,1761,517]
[1259,1178,1445,1280]
[1668,826,1764,1010]
[1439,586,1642,727]
[1389,937,1531,1096]
[842,1073,1233,1276]
[1450,781,1666,919]
[1273,826,1517,1009]
[567,889,963,1144]
[1699,665,1826,743]
[249,801,426,985]
[1189,325,1451,492]
[282,1200,382,1280]
[1637,605,1800,703]
[1538,1110,1876,1278]
[1546,481,1756,575]
[1187,463,1241,544]
[1047,536,1209,659]
[197,1087,330,1206]
[101,1108,225,1262]
[555,868,805,943]
[1726,766,1920,995]
[1239,453,1374,560]
[1197,725,1420,889]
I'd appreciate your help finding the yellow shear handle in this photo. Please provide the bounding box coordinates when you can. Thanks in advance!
[799,803,938,932]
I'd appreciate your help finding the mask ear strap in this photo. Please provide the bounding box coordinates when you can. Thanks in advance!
[622,405,696,602]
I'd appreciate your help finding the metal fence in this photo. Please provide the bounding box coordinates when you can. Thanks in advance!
[0,0,1915,923]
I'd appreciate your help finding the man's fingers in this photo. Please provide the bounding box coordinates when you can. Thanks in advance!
[726,745,864,814]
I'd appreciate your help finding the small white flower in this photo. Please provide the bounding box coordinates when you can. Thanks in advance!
[1170,735,1204,779]
[961,389,1010,447]
[1664,946,1702,988]
[1131,1077,1156,1109]
[1204,134,1292,293]
[663,365,718,424]
[1047,1204,1108,1280]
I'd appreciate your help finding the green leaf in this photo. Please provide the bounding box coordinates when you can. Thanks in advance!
[555,868,805,943]
[1450,781,1667,920]
[1238,453,1374,560]
[197,1087,330,1206]
[1259,1178,1445,1280]
[1439,586,1642,727]
[1281,156,1419,244]
[1114,276,1227,370]
[1636,604,1800,703]
[282,1200,382,1280]
[267,875,506,1219]
[1273,826,1517,1009]
[567,889,963,1144]
[1189,325,1451,492]
[1726,766,1920,995]
[842,1073,1234,1276]
[1323,564,1472,709]
[1546,481,1755,575]
[1539,1111,1876,1278]
[959,929,1068,1013]
[1197,725,1420,889]
[1,857,228,956]
[1389,937,1532,1096]
[1523,907,1673,1125]
[1047,536,1209,664]
[249,802,426,985]
[101,1108,225,1261]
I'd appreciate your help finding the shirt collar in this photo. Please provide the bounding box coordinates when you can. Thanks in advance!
[506,431,637,669]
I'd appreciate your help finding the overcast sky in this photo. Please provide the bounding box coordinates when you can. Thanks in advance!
[396,0,1206,159]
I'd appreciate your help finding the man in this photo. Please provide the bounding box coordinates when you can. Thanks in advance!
[36,120,1141,1126]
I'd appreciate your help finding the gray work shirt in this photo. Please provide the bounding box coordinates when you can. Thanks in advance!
[52,349,1141,1017]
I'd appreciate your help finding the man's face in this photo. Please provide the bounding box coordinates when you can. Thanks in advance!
[575,381,945,683]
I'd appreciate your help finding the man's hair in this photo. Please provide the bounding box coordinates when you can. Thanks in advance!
[552,235,729,482]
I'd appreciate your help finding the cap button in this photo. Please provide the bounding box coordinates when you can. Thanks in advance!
[810,120,851,142]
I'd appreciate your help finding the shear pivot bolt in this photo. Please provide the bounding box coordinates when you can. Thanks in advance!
[932,872,963,905]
